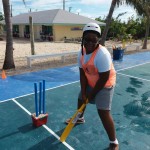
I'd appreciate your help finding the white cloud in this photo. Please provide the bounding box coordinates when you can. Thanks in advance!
[113,5,137,22]
[32,0,61,6]
[10,0,31,2]
[28,0,62,11]
[0,1,2,9]
[75,9,81,14]
[77,3,137,23]
[0,0,3,12]
[10,0,22,2]
[80,0,112,5]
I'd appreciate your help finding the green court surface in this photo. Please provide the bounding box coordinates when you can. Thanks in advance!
[0,63,150,150]
[118,62,150,80]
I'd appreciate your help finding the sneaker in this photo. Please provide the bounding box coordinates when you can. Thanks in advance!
[109,144,119,150]
[65,117,85,124]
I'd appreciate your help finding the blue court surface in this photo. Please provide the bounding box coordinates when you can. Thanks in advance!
[0,51,150,150]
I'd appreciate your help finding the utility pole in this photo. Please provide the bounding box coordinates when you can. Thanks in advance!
[10,4,12,17]
[29,16,35,55]
[63,0,65,10]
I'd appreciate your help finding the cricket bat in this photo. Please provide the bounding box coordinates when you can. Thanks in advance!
[60,100,88,142]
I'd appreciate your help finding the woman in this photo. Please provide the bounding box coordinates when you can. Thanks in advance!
[66,22,119,150]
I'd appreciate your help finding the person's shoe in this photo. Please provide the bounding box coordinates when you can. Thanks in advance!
[109,143,119,150]
[65,117,85,124]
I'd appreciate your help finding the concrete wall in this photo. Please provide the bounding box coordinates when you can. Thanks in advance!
[34,25,41,40]
[16,24,83,41]
[17,24,41,39]
[19,25,24,37]
[53,25,83,41]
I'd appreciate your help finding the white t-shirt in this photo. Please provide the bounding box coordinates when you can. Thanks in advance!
[78,46,112,73]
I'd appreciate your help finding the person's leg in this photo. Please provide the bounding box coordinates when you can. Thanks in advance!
[77,86,92,118]
[95,87,119,149]
[98,110,119,150]
[97,110,116,141]
[77,98,86,118]
[66,86,94,124]
[77,85,94,118]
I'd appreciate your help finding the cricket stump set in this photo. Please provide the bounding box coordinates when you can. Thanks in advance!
[31,80,48,127]
[31,80,87,142]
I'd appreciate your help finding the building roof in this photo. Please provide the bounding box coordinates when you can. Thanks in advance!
[11,9,105,26]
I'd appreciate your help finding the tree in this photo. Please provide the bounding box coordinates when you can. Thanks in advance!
[2,0,15,69]
[0,12,4,21]
[100,0,149,46]
[96,13,146,41]
[2,0,26,69]
[100,0,121,45]
[125,0,150,49]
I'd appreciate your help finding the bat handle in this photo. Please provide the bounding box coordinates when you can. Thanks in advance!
[78,98,88,112]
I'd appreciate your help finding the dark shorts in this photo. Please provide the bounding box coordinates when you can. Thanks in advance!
[78,86,115,110]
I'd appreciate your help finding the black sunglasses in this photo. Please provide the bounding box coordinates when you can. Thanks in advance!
[84,37,99,44]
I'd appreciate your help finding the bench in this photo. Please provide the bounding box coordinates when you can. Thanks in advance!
[125,43,141,51]
[26,51,78,67]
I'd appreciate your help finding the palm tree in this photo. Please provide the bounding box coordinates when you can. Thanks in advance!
[2,0,26,69]
[125,0,150,49]
[2,0,15,69]
[100,0,122,45]
[100,0,149,46]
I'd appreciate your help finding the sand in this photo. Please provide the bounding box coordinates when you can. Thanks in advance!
[0,38,149,76]
[0,38,81,75]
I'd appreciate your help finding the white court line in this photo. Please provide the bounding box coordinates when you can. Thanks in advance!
[43,125,74,150]
[12,98,31,115]
[0,80,79,104]
[117,61,150,72]
[117,72,150,82]
[0,99,12,103]
[12,98,74,150]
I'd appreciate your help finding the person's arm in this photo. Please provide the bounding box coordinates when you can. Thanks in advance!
[79,67,88,103]
[88,70,110,101]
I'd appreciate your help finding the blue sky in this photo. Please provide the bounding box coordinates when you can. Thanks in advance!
[0,0,137,22]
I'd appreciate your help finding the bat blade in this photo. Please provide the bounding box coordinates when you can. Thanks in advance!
[60,103,86,142]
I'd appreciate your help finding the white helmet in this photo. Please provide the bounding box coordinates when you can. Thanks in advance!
[83,22,101,35]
